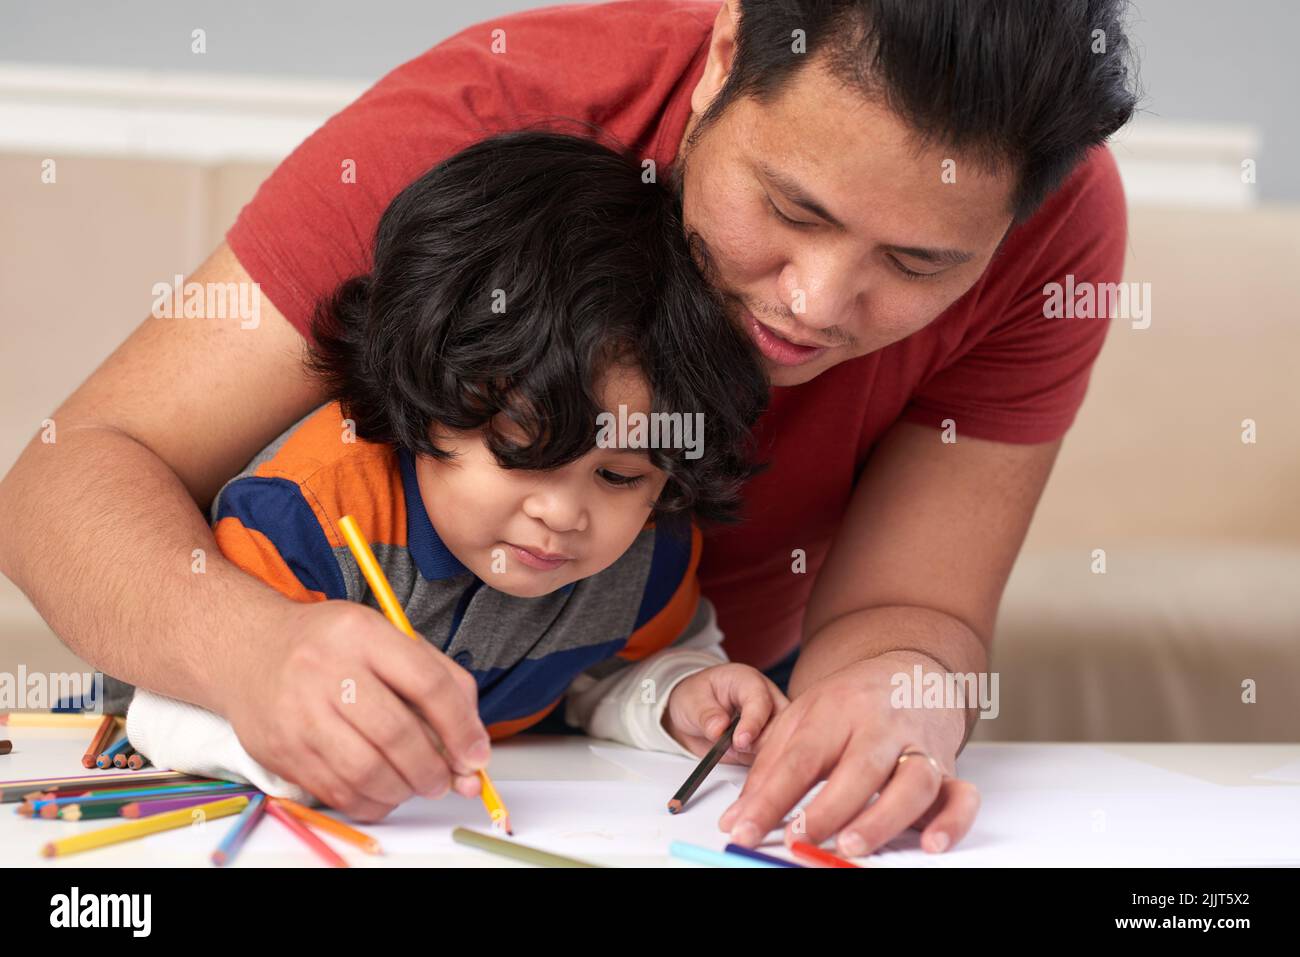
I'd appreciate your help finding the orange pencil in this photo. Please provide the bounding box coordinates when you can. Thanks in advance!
[273,798,383,854]
[265,798,347,867]
[81,716,118,769]
[337,514,511,834]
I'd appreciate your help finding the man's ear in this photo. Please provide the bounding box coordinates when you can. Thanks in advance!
[691,0,742,117]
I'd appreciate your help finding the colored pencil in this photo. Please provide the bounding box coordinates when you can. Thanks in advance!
[2,770,204,803]
[123,790,260,818]
[273,798,382,854]
[56,803,127,822]
[789,841,862,868]
[112,746,136,769]
[126,753,150,770]
[265,798,348,867]
[212,793,268,866]
[0,739,11,755]
[452,826,599,867]
[667,713,740,814]
[16,774,211,804]
[33,781,246,815]
[0,711,108,728]
[81,715,118,768]
[96,735,131,769]
[670,840,776,868]
[338,514,512,834]
[40,795,250,857]
[724,843,805,868]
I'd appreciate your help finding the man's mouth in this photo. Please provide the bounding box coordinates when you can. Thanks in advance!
[744,312,831,367]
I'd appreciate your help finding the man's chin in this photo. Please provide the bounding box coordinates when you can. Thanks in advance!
[763,356,829,388]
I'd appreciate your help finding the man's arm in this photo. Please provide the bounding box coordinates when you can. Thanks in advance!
[0,243,490,819]
[0,242,323,704]
[797,419,1062,738]
[720,418,1062,854]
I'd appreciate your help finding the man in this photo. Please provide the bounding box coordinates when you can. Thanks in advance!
[0,0,1137,858]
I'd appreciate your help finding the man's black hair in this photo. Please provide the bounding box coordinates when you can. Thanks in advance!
[306,129,767,524]
[692,0,1140,222]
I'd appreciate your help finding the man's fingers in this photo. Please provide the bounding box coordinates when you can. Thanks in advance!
[911,777,981,853]
[333,675,452,799]
[810,750,944,857]
[719,742,829,847]
[367,640,490,775]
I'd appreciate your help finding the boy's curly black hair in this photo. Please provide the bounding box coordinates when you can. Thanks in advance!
[305,129,768,525]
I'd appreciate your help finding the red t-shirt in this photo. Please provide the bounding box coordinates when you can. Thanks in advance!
[227,0,1127,669]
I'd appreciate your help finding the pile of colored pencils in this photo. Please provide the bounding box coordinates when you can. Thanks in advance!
[2,710,383,866]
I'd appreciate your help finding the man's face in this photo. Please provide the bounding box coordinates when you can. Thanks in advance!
[676,53,1018,387]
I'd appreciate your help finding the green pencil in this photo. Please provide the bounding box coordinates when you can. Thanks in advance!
[452,827,601,867]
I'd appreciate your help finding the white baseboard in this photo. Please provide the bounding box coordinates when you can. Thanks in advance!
[0,62,1263,206]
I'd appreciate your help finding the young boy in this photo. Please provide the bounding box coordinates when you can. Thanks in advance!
[124,130,785,804]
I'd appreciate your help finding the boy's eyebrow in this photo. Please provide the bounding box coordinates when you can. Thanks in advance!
[759,161,976,267]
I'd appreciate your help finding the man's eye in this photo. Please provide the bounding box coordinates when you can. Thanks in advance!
[766,195,813,229]
[887,255,940,281]
[598,468,645,488]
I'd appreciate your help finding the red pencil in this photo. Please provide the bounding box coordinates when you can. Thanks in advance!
[265,799,347,868]
[790,841,862,868]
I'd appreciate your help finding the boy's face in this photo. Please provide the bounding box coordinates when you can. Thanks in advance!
[413,366,670,598]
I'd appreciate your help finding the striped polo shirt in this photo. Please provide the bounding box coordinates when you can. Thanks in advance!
[207,402,703,739]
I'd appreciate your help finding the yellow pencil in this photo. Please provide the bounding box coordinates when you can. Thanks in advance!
[1,711,110,729]
[338,514,511,834]
[272,797,383,854]
[41,795,250,857]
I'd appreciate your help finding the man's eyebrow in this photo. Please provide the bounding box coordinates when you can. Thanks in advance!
[884,244,975,267]
[758,161,846,229]
[759,161,976,267]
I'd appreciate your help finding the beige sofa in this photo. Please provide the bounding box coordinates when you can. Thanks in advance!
[1,151,1296,741]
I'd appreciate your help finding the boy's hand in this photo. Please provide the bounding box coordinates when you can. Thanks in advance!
[662,664,788,764]
[225,598,492,822]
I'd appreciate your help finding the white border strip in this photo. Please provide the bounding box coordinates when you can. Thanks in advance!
[0,62,1263,206]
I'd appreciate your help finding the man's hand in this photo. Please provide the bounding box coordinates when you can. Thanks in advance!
[225,598,492,822]
[719,650,978,856]
[661,663,788,764]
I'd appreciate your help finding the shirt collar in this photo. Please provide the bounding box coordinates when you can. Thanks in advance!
[397,446,471,581]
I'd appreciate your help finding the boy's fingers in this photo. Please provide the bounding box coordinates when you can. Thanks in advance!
[731,680,777,751]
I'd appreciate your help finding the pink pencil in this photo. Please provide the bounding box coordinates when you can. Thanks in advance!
[121,789,260,818]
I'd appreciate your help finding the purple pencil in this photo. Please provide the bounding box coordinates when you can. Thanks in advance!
[120,789,260,818]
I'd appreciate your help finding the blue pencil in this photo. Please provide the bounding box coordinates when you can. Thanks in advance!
[95,735,132,769]
[669,841,780,868]
[724,843,805,868]
[212,792,267,866]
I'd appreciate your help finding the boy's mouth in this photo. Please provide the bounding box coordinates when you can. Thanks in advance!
[505,542,573,571]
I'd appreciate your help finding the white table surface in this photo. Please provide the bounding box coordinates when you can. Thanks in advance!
[2,726,1297,867]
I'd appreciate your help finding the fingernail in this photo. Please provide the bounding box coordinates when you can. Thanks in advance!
[468,740,490,765]
[731,820,761,846]
[736,733,751,750]
[839,831,867,857]
[929,831,950,853]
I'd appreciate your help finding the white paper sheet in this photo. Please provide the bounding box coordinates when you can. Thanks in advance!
[1253,758,1300,784]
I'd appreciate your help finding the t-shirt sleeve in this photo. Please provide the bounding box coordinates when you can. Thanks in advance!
[900,146,1129,444]
[212,476,349,603]
[224,25,520,341]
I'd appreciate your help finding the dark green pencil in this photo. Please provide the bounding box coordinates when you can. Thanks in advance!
[668,712,740,814]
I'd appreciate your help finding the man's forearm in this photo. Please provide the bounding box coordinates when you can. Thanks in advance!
[0,424,289,714]
[790,604,991,750]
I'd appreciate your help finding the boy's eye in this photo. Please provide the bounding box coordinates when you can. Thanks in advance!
[597,468,645,488]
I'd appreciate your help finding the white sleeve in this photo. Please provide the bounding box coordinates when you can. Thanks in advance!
[564,596,727,758]
[125,689,318,805]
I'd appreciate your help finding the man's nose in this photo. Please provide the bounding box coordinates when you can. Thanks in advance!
[780,252,865,331]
